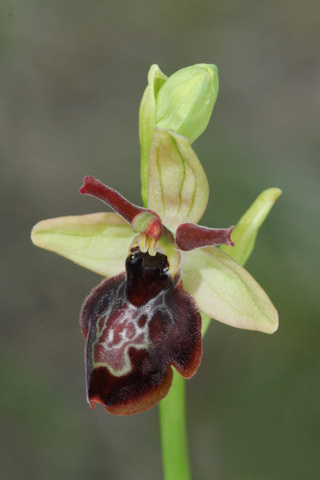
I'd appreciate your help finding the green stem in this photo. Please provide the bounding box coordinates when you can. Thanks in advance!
[159,313,211,480]
[159,370,192,480]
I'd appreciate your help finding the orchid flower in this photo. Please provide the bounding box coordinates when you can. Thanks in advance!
[31,64,280,417]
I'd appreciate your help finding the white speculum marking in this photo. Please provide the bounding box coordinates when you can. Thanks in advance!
[91,284,171,377]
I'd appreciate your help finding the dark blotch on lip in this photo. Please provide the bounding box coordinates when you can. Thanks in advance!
[125,250,171,307]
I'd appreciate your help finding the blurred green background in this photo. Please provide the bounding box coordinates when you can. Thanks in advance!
[1,0,319,479]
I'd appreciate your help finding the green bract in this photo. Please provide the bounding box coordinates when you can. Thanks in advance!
[139,63,219,205]
[148,129,209,232]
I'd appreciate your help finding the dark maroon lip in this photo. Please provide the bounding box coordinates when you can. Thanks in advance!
[80,250,202,415]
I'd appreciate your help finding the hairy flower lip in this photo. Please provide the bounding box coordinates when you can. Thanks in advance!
[81,252,202,415]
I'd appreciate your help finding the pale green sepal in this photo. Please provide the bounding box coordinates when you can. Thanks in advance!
[139,64,167,207]
[220,188,282,266]
[156,64,219,144]
[201,312,212,337]
[148,129,209,231]
[181,248,278,334]
[31,212,133,277]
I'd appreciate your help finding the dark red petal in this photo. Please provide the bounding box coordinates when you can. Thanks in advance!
[80,176,159,224]
[176,222,234,251]
[80,251,202,415]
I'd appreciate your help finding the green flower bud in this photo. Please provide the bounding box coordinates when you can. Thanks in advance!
[155,64,219,143]
[139,63,219,206]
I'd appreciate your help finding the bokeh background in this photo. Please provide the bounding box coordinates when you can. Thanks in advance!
[1,1,319,479]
